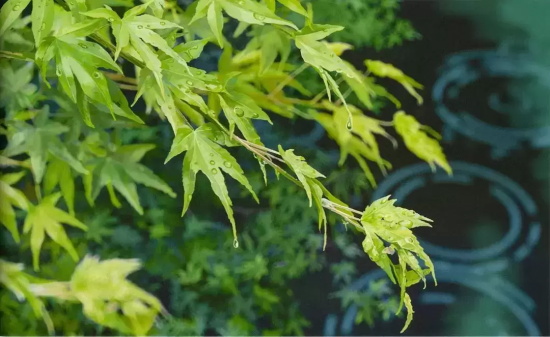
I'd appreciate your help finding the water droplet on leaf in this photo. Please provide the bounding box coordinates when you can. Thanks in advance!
[79,43,87,49]
[254,13,265,21]
[93,72,101,78]
[252,112,259,118]
[13,5,21,10]
[186,80,193,86]
[209,160,215,165]
[399,220,412,227]
[223,161,231,168]
[211,168,218,174]
[234,107,244,117]
[160,21,166,26]
[137,25,143,29]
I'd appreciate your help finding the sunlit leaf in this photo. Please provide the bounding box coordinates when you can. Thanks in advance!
[393,111,451,174]
[23,193,87,270]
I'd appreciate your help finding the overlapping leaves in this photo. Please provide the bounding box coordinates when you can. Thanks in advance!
[360,195,435,332]
[84,143,176,215]
[23,192,87,270]
[0,172,29,242]
[165,124,258,244]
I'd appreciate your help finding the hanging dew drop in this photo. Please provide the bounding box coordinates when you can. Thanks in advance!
[346,119,352,130]
[233,239,239,248]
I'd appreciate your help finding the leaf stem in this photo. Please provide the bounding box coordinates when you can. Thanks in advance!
[268,63,309,99]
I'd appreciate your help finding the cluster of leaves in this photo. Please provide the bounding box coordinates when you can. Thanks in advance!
[0,0,450,335]
[309,0,419,50]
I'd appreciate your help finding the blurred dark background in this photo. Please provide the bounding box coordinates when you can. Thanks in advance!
[317,0,550,335]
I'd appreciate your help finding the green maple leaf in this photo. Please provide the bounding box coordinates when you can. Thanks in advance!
[315,102,392,186]
[84,143,176,215]
[365,59,423,105]
[35,30,137,127]
[393,111,452,174]
[360,195,436,332]
[190,0,297,41]
[0,259,54,333]
[0,0,31,37]
[0,61,40,114]
[83,2,188,92]
[70,256,164,335]
[23,193,88,270]
[2,108,88,183]
[278,145,328,247]
[165,124,258,244]
[0,172,29,242]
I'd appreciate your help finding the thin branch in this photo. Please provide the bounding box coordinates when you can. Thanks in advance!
[0,50,34,62]
[267,63,309,99]
[104,72,138,85]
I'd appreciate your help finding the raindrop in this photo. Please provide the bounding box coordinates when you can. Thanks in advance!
[13,5,21,11]
[209,152,214,157]
[186,80,193,86]
[137,25,144,29]
[146,24,151,29]
[79,43,88,49]
[253,13,265,21]
[252,112,259,118]
[211,168,218,174]
[209,160,215,165]
[160,21,166,26]
[383,214,394,222]
[405,237,414,244]
[207,83,222,92]
[108,18,114,22]
[346,119,352,130]
[223,161,231,168]
[399,220,412,227]
[233,239,239,248]
[382,246,395,255]
[93,72,101,78]
[234,107,244,117]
